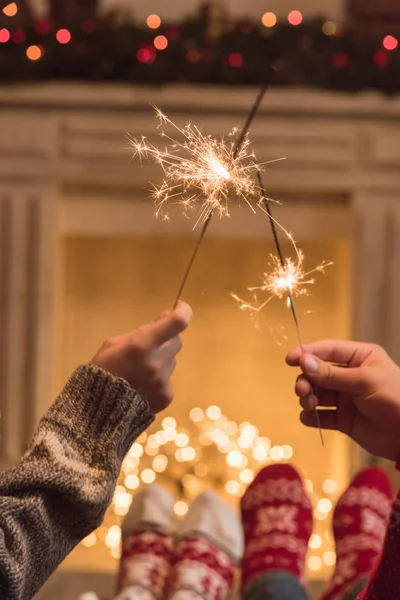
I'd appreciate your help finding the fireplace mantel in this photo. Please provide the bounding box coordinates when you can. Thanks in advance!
[1,82,400,470]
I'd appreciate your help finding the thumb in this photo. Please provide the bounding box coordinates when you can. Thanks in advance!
[299,354,367,394]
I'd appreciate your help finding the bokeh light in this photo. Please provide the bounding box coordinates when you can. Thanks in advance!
[288,11,303,26]
[207,405,221,420]
[262,12,277,28]
[308,556,322,571]
[26,45,43,61]
[56,29,71,44]
[0,28,10,43]
[383,35,398,51]
[174,501,188,516]
[322,21,337,36]
[154,35,168,51]
[322,479,338,494]
[147,14,161,29]
[2,2,17,17]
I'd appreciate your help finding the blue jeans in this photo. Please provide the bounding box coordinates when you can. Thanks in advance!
[243,570,367,600]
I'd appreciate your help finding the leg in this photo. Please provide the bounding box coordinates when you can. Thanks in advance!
[241,464,313,600]
[115,484,175,600]
[166,491,243,600]
[319,467,392,600]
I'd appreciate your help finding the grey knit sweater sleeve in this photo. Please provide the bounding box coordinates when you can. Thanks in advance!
[0,364,155,600]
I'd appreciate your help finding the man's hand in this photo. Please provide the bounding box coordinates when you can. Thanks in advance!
[286,339,400,461]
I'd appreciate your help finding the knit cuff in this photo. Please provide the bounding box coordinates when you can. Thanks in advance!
[44,365,155,463]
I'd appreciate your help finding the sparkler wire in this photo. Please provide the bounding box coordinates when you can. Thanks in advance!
[256,171,325,447]
[174,84,269,305]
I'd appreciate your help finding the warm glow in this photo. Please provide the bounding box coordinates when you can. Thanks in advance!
[282,445,293,459]
[195,463,208,477]
[174,501,188,516]
[181,446,196,461]
[111,546,121,560]
[323,551,336,566]
[253,445,268,461]
[322,479,338,494]
[2,2,17,17]
[322,21,337,36]
[175,433,190,448]
[226,450,243,467]
[141,468,156,484]
[225,421,238,435]
[308,556,322,571]
[207,405,222,420]
[309,534,322,549]
[82,532,96,547]
[162,417,176,430]
[270,446,284,461]
[317,498,333,513]
[0,28,10,43]
[190,408,204,422]
[105,526,121,549]
[26,45,43,61]
[304,479,313,492]
[152,455,168,472]
[147,14,161,29]
[154,35,168,51]
[145,444,158,456]
[56,28,72,44]
[240,468,254,484]
[129,443,144,458]
[383,35,398,51]
[262,12,277,27]
[125,474,140,490]
[226,480,241,495]
[147,435,159,449]
[288,10,303,26]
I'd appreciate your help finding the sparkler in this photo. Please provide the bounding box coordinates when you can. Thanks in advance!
[129,85,268,303]
[233,172,332,446]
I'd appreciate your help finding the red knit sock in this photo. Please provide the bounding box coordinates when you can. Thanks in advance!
[241,464,313,591]
[320,467,393,600]
[166,491,243,600]
[116,485,175,600]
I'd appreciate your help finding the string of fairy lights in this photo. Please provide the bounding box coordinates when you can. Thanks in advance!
[80,407,339,578]
[0,3,399,70]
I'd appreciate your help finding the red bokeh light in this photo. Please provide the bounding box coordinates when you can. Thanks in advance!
[35,19,51,35]
[383,35,398,51]
[56,29,71,44]
[288,11,303,26]
[332,52,349,68]
[374,50,389,67]
[137,47,156,64]
[12,29,25,44]
[154,35,168,51]
[227,53,244,67]
[0,28,10,43]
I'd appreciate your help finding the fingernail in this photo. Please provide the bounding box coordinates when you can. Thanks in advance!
[304,356,318,374]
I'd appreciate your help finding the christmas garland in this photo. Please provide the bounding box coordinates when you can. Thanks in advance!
[1,10,400,93]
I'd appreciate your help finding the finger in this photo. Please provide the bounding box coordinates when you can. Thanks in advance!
[300,409,338,431]
[286,339,373,368]
[154,310,171,323]
[300,391,338,411]
[144,301,193,346]
[299,354,369,395]
[157,336,183,360]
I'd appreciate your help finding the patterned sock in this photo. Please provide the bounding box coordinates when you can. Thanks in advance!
[320,467,393,600]
[115,484,175,600]
[241,463,313,592]
[166,490,243,600]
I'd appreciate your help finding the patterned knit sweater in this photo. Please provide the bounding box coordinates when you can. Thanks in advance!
[0,365,154,600]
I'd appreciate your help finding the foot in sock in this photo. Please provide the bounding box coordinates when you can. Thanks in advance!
[115,484,175,600]
[240,463,313,592]
[320,467,393,600]
[166,490,243,600]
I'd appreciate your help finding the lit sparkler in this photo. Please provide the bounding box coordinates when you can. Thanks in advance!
[232,251,332,315]
[129,109,263,229]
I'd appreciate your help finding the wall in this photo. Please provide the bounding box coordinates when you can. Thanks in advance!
[30,0,346,21]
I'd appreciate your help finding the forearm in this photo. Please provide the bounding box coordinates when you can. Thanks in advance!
[0,365,154,600]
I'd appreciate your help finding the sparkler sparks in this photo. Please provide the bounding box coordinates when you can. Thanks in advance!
[128,108,264,228]
[232,251,332,316]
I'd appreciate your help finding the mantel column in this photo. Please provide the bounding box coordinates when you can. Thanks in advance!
[0,185,57,469]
